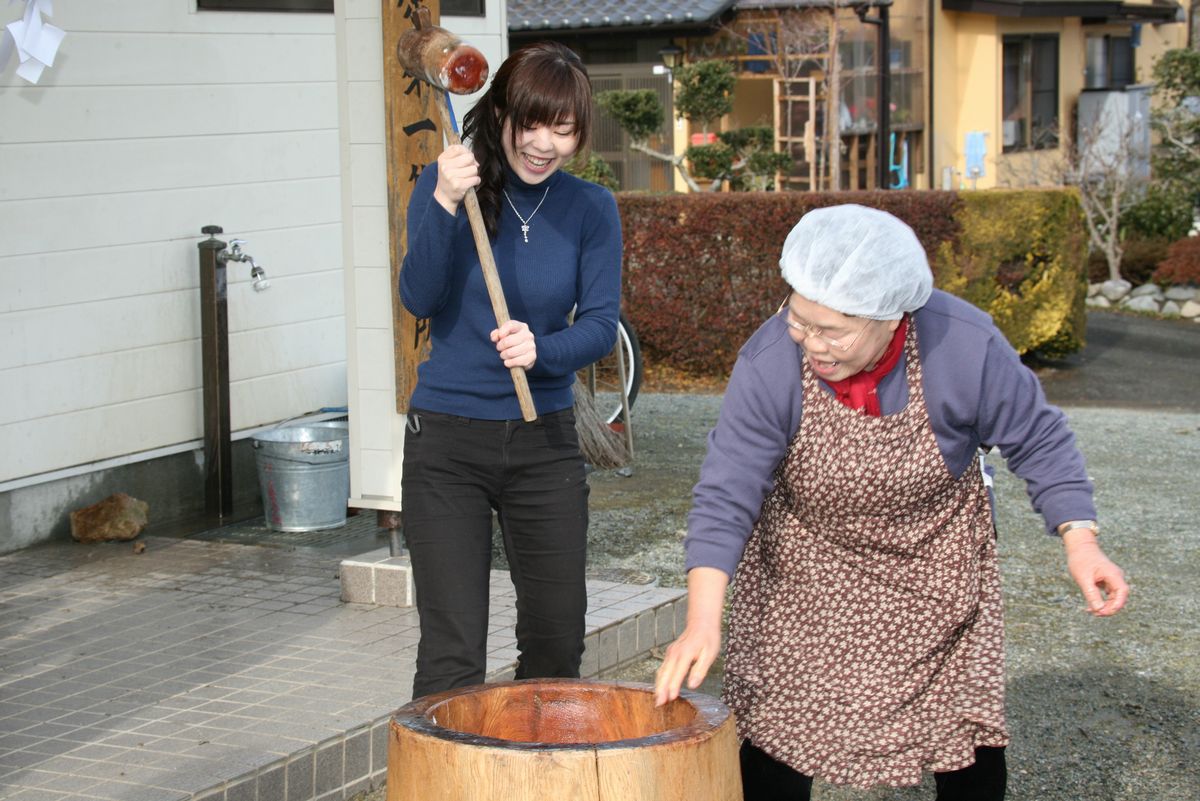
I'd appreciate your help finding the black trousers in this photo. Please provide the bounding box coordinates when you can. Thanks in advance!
[401,408,589,699]
[740,741,1007,801]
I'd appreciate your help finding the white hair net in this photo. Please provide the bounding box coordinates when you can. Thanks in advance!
[779,204,933,320]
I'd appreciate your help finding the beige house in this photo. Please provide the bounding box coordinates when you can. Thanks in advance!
[509,0,1189,192]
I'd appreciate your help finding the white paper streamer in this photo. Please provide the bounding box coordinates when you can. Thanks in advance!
[2,0,65,85]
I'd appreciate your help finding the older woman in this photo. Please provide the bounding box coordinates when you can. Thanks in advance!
[654,205,1127,800]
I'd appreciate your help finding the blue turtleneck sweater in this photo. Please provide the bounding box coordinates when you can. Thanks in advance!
[400,163,623,420]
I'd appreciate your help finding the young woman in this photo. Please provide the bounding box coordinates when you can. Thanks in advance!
[398,42,622,699]
[655,205,1127,800]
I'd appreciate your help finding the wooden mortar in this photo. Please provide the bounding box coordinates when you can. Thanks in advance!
[388,678,742,800]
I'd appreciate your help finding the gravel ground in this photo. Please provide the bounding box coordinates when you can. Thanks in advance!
[359,390,1199,801]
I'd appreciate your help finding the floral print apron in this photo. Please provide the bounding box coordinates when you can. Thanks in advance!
[723,325,1009,788]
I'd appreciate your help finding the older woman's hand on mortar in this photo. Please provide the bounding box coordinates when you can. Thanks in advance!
[654,567,728,706]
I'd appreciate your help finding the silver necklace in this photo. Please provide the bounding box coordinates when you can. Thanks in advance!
[502,187,550,243]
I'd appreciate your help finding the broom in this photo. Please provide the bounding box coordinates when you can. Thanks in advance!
[573,375,630,469]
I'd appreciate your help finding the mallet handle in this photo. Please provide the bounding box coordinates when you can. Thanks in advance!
[432,91,537,422]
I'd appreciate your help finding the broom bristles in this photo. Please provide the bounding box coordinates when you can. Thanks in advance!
[573,377,630,469]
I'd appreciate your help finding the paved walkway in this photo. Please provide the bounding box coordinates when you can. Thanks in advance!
[0,534,685,801]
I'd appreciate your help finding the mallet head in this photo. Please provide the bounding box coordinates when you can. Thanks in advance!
[396,19,489,95]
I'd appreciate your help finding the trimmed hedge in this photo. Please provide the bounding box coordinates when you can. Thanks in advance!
[936,190,1087,359]
[616,189,1088,376]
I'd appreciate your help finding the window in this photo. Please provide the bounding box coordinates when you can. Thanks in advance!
[837,37,921,133]
[1085,35,1133,89]
[1002,35,1058,152]
[443,0,485,16]
[198,0,332,10]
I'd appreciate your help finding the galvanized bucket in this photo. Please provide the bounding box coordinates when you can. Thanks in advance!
[252,425,349,532]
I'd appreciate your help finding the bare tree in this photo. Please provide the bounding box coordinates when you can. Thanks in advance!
[718,6,850,190]
[996,102,1150,283]
[1153,102,1200,166]
[1068,107,1148,282]
[720,9,832,188]
[825,11,844,190]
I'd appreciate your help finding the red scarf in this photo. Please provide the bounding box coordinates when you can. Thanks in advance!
[826,317,908,416]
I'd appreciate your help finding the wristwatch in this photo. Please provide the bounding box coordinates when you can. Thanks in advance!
[1057,519,1099,536]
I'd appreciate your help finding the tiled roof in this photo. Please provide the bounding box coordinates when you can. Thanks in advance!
[507,0,735,33]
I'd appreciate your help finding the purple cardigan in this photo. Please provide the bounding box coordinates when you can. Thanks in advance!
[685,289,1096,579]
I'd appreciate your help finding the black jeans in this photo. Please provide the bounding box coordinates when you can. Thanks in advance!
[401,408,589,699]
[740,741,1007,801]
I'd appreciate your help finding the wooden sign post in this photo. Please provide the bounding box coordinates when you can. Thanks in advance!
[383,0,442,413]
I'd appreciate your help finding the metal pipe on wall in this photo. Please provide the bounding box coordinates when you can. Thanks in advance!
[856,0,892,190]
[198,225,233,519]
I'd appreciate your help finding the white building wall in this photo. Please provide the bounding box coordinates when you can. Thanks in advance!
[0,1,347,488]
[336,0,506,511]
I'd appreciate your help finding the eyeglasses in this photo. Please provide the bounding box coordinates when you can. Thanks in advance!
[777,300,871,352]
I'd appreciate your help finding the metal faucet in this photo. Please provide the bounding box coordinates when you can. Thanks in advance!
[218,238,270,292]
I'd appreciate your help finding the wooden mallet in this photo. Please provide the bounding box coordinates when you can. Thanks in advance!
[397,7,537,422]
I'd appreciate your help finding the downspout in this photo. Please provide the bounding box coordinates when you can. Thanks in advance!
[856,1,893,189]
[928,0,936,190]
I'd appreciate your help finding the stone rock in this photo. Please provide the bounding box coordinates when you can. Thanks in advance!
[1161,300,1182,316]
[1180,299,1200,319]
[1087,282,1103,298]
[1130,283,1165,300]
[1086,294,1113,308]
[1099,279,1132,302]
[1122,294,1162,313]
[70,493,150,543]
[1165,286,1197,302]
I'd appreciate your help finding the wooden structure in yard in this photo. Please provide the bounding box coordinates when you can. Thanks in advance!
[685,5,924,192]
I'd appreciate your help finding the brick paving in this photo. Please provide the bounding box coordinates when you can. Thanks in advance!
[0,537,685,801]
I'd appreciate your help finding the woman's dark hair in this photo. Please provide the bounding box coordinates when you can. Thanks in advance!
[461,42,592,238]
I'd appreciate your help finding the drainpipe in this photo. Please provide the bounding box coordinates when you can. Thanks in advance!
[857,0,893,190]
[928,0,935,190]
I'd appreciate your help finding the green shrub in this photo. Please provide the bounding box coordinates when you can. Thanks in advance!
[686,128,793,190]
[1121,185,1195,242]
[1152,236,1200,286]
[565,152,619,192]
[595,89,662,143]
[717,126,774,151]
[672,60,736,130]
[684,143,735,181]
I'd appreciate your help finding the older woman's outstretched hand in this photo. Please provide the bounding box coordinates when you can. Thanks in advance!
[1063,529,1129,616]
[654,567,729,706]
